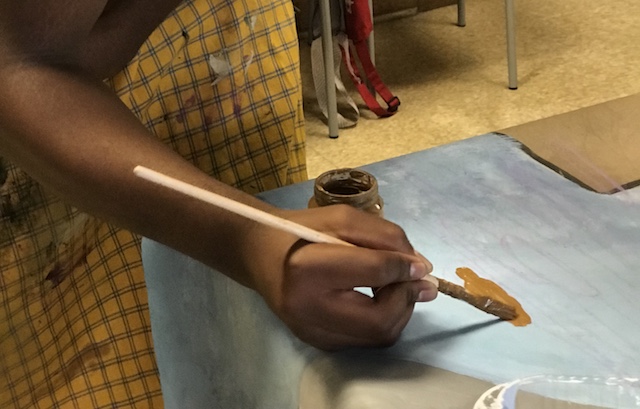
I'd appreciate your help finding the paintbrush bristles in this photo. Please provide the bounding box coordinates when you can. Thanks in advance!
[436,278,518,321]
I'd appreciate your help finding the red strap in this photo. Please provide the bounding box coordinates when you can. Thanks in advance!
[354,41,399,112]
[340,41,400,117]
[344,0,373,43]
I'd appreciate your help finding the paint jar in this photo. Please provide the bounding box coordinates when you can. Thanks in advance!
[308,168,384,216]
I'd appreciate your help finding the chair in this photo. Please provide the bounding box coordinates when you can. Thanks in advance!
[319,0,518,138]
[456,0,517,89]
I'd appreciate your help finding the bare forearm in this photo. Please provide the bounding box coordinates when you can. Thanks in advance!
[0,61,272,288]
[79,0,184,78]
[0,0,440,352]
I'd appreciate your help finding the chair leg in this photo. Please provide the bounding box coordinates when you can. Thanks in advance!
[367,0,375,65]
[320,0,339,138]
[457,0,466,27]
[505,0,518,89]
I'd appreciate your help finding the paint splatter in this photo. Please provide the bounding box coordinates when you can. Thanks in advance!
[245,15,257,30]
[184,94,197,108]
[43,215,100,289]
[232,91,244,117]
[243,51,255,73]
[175,108,186,124]
[208,54,232,85]
[44,242,90,289]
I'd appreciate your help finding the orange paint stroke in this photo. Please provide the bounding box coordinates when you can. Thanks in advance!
[456,267,532,327]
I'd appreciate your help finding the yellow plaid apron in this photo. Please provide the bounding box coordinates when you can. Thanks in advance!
[0,0,306,407]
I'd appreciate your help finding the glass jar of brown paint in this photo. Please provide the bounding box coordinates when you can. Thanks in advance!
[308,168,384,216]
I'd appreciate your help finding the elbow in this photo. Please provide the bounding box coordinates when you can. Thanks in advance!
[77,47,137,80]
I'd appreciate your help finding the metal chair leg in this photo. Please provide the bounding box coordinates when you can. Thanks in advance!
[457,0,466,27]
[320,0,339,138]
[505,0,518,89]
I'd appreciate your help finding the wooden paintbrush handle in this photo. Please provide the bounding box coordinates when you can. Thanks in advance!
[436,278,518,321]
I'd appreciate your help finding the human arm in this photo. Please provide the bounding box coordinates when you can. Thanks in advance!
[0,0,437,350]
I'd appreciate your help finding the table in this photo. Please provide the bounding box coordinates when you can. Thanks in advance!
[142,133,640,408]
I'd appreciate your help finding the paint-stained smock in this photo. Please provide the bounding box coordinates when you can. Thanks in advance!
[0,0,307,407]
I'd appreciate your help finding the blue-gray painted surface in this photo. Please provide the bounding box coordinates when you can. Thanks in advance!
[143,133,640,408]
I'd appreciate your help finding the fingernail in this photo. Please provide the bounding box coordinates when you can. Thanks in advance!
[422,274,439,288]
[417,290,434,302]
[410,262,427,279]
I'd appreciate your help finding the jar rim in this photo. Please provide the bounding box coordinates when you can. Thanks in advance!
[313,168,380,209]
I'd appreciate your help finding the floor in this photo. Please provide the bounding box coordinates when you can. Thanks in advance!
[299,0,640,179]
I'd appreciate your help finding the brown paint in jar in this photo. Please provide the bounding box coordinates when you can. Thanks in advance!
[308,168,384,216]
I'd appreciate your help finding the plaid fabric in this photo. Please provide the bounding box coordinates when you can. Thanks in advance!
[0,0,307,407]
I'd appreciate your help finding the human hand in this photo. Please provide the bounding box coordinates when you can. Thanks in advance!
[244,204,438,351]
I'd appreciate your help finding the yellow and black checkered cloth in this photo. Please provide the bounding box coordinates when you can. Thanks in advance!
[0,0,306,407]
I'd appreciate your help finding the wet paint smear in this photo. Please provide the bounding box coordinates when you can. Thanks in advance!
[456,267,532,327]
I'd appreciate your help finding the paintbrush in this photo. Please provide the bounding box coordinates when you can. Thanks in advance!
[133,166,517,321]
[437,279,517,320]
